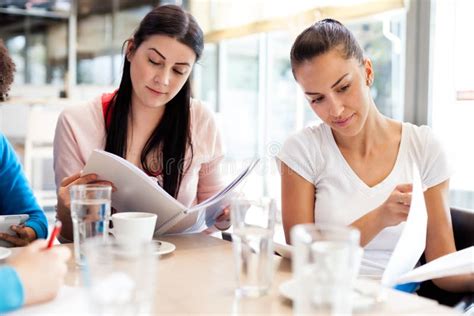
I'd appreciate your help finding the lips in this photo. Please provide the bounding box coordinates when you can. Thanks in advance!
[333,113,355,127]
[146,86,167,96]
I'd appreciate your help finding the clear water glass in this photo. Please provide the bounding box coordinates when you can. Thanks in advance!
[230,197,276,297]
[291,223,360,315]
[70,184,112,266]
[83,238,157,315]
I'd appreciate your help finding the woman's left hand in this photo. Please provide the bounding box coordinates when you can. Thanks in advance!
[0,224,37,246]
[215,207,231,231]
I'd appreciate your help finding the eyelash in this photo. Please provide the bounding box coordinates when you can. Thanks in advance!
[311,84,351,104]
[148,58,160,66]
[339,84,350,92]
[148,58,185,75]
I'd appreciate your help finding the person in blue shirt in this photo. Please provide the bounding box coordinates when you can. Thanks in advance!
[0,39,71,313]
[0,42,47,246]
[0,132,48,245]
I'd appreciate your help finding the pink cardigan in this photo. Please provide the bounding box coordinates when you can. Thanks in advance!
[53,95,225,232]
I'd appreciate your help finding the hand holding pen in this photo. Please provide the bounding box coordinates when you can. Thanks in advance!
[6,220,71,305]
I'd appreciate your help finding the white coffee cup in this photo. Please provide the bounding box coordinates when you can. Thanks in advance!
[110,212,157,244]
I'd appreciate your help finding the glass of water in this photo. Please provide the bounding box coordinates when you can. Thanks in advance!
[70,184,112,266]
[291,223,360,315]
[83,237,157,315]
[230,197,276,298]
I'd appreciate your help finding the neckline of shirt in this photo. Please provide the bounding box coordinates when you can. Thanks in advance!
[322,122,408,195]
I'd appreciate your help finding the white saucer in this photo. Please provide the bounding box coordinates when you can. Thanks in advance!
[279,278,383,311]
[152,240,175,256]
[0,247,12,260]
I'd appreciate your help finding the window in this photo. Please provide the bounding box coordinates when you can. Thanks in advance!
[431,0,474,209]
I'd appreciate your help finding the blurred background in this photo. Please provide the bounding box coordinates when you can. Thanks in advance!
[0,0,472,222]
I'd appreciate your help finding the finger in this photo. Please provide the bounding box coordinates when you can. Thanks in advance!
[90,180,114,188]
[216,208,230,222]
[60,172,82,187]
[405,192,412,203]
[400,208,410,219]
[10,225,24,236]
[27,239,48,251]
[51,246,72,261]
[0,233,29,246]
[395,183,413,193]
[69,174,98,186]
[10,225,25,233]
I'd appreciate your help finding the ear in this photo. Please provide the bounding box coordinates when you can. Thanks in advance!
[363,58,374,86]
[125,39,136,62]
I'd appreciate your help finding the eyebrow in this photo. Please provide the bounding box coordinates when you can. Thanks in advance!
[148,48,191,66]
[304,73,349,95]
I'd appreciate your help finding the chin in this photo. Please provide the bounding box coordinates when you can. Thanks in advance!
[331,124,362,138]
[143,98,167,109]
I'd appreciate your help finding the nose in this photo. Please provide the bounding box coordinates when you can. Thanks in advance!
[328,95,345,118]
[154,68,170,87]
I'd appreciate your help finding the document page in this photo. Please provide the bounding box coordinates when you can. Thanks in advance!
[395,246,474,284]
[382,164,428,286]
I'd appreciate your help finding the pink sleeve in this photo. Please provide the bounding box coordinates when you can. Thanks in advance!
[195,106,225,203]
[53,111,86,188]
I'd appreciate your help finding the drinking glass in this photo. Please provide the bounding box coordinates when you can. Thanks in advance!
[70,184,112,266]
[291,223,360,315]
[83,238,157,315]
[230,197,276,297]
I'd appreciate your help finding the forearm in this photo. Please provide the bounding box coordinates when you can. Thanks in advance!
[350,208,385,247]
[56,205,73,242]
[432,274,474,293]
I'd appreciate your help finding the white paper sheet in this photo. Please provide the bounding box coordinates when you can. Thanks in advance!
[381,164,428,286]
[395,246,474,284]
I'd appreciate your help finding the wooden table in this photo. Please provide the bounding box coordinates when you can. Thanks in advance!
[14,233,459,314]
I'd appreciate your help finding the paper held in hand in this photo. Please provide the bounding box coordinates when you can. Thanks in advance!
[394,246,474,284]
[382,164,428,286]
[83,150,260,235]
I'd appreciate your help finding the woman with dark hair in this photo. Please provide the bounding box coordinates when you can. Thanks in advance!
[278,19,472,292]
[54,5,229,241]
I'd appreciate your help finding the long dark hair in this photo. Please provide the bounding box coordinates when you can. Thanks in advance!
[105,5,204,198]
[290,18,364,79]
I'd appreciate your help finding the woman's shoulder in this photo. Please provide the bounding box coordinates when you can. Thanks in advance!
[60,95,103,124]
[59,96,104,129]
[189,98,220,136]
[283,122,327,148]
[402,122,438,146]
[190,98,216,123]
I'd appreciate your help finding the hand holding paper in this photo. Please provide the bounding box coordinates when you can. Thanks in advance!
[382,164,428,286]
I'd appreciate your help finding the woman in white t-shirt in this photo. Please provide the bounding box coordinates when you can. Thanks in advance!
[277,19,472,292]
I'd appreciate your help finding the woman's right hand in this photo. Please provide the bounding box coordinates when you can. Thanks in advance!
[56,172,114,241]
[57,172,100,216]
[7,239,71,306]
[376,183,413,228]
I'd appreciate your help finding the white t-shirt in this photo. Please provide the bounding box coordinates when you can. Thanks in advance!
[277,122,451,277]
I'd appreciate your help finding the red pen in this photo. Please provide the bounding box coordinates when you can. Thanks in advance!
[47,221,62,249]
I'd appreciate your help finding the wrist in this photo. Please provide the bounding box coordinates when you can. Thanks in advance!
[371,207,386,231]
[23,227,37,242]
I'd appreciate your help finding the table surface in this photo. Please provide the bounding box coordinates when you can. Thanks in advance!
[12,233,459,314]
